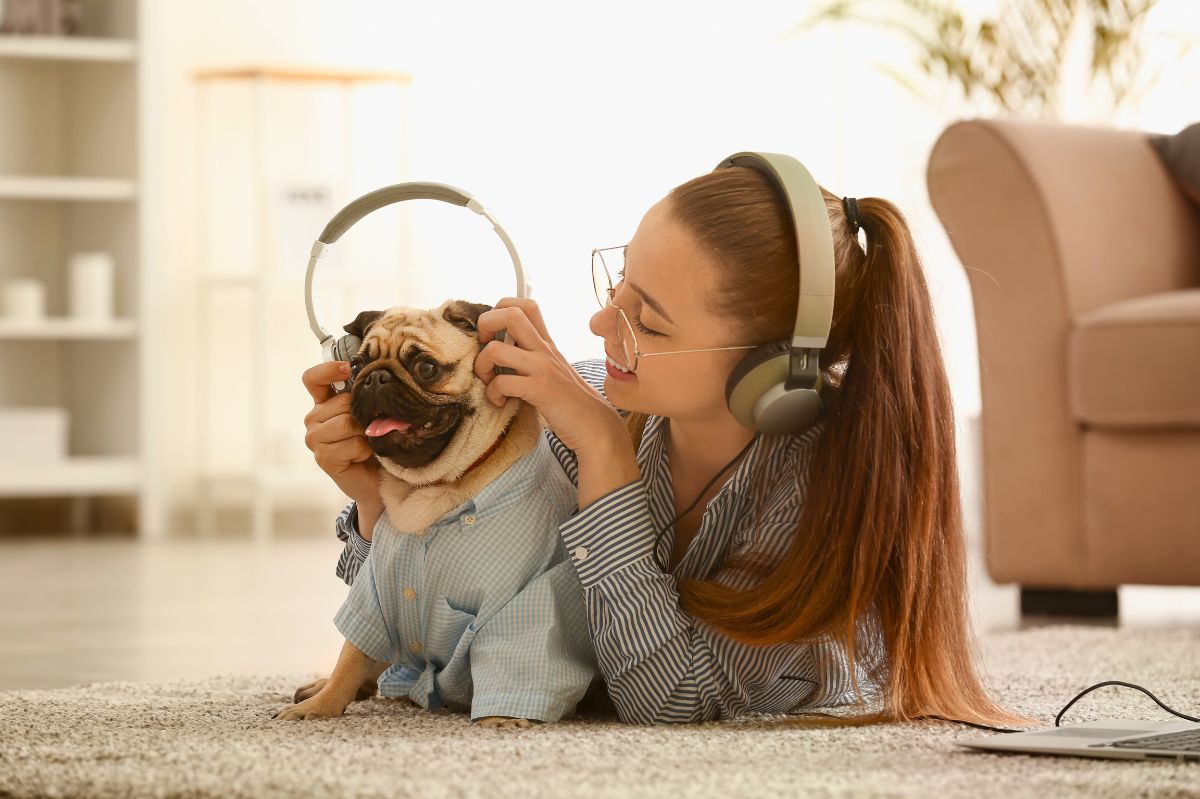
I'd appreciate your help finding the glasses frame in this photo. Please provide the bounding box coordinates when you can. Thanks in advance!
[591,245,757,371]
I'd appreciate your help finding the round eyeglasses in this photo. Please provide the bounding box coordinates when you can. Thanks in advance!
[591,245,757,372]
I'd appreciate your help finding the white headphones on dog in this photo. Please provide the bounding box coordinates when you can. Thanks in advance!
[304,181,530,393]
[715,151,836,435]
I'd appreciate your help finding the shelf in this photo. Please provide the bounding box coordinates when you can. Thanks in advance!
[201,272,296,288]
[200,467,342,495]
[195,66,410,84]
[201,272,404,289]
[0,175,136,201]
[0,35,136,63]
[0,317,137,339]
[0,455,139,497]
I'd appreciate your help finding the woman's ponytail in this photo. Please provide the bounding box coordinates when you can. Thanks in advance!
[658,166,1037,729]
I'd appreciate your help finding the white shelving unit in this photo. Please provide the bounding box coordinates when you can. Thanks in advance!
[0,0,162,536]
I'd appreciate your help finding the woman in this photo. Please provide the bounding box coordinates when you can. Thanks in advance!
[300,162,1037,729]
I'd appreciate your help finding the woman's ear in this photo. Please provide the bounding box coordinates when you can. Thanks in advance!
[343,310,384,340]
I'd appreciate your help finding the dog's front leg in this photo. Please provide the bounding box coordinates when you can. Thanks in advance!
[273,638,383,721]
[294,659,390,703]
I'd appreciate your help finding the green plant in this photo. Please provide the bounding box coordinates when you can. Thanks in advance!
[787,0,1190,119]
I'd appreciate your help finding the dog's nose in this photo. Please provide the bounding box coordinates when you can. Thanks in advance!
[362,368,395,388]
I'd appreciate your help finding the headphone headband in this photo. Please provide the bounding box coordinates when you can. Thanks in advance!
[714,152,835,349]
[304,180,530,345]
[319,182,470,244]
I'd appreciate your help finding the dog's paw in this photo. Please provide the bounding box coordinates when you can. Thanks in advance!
[295,676,378,704]
[293,677,327,704]
[475,716,534,729]
[271,694,345,721]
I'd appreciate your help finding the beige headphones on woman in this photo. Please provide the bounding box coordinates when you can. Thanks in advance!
[715,151,836,435]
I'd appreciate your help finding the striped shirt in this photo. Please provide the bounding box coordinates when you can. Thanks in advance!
[335,357,885,724]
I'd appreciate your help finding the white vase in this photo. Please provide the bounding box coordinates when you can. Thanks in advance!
[0,278,47,321]
[68,252,115,320]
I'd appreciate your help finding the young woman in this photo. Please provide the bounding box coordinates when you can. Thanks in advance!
[301,161,1037,729]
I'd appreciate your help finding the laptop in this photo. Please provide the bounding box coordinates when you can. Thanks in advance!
[955,718,1200,762]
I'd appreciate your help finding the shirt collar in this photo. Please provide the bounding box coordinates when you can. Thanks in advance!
[640,413,825,503]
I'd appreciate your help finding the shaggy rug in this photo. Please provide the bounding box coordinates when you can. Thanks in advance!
[1,624,1197,799]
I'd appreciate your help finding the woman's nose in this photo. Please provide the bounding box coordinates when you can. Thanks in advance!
[589,305,614,340]
[588,295,624,338]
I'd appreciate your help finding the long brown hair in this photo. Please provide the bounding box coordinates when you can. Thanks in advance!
[623,165,1037,729]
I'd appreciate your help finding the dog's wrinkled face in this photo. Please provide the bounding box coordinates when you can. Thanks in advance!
[344,299,493,470]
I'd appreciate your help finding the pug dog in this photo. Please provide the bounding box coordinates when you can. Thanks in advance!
[340,299,544,536]
[274,299,595,729]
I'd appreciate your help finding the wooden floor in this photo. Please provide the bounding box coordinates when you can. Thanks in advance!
[1,529,1198,691]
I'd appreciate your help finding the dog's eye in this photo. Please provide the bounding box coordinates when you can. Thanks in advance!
[415,359,438,381]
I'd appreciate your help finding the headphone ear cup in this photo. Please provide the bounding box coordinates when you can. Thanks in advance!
[726,340,824,434]
[332,334,362,364]
[331,334,362,393]
[725,341,791,429]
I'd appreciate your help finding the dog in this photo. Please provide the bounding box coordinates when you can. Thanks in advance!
[274,299,598,729]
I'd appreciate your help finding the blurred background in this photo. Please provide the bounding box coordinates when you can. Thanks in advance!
[0,0,1197,689]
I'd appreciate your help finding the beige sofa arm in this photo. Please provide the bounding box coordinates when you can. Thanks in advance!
[926,118,1199,587]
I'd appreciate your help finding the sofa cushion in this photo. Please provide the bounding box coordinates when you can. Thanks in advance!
[1149,121,1200,208]
[1069,288,1200,428]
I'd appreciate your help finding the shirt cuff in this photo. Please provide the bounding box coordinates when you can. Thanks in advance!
[334,501,373,585]
[470,691,578,724]
[559,478,657,589]
[332,594,393,664]
[337,502,373,552]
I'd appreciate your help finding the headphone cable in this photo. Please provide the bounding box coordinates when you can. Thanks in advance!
[778,678,1200,733]
[650,431,761,572]
[922,680,1200,733]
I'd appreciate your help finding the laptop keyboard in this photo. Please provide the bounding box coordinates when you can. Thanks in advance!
[1109,728,1200,752]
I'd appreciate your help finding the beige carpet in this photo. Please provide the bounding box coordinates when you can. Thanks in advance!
[1,624,1197,799]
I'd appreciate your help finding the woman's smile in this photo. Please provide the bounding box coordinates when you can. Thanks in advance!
[605,353,637,382]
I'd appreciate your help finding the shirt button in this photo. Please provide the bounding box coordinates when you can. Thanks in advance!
[403,587,416,601]
[409,641,423,653]
[463,514,476,525]
[573,546,589,561]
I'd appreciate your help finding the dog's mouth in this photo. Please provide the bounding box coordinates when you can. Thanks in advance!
[363,407,460,441]
[352,379,466,468]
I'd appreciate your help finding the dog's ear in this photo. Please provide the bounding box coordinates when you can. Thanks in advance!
[343,310,385,341]
[441,300,492,336]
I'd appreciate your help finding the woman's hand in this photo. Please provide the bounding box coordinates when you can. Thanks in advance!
[472,298,628,458]
[302,360,382,507]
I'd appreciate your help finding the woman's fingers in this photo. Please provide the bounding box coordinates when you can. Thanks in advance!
[314,436,375,472]
[473,338,536,383]
[304,391,354,427]
[496,297,550,341]
[302,361,350,404]
[305,410,365,450]
[476,302,549,349]
[483,373,530,408]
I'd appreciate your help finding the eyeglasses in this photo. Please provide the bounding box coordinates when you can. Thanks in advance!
[591,244,757,372]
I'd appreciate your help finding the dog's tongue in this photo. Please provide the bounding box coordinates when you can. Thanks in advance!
[365,416,413,437]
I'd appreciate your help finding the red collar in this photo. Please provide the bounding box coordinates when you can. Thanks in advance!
[426,428,508,487]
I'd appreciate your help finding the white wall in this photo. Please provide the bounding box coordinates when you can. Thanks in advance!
[146,0,1200,530]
